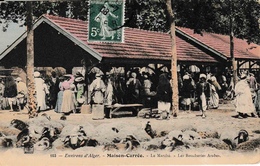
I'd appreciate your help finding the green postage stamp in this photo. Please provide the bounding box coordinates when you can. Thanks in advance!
[88,0,125,43]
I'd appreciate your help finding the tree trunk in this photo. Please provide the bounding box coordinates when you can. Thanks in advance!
[230,0,237,86]
[166,0,179,116]
[26,1,37,118]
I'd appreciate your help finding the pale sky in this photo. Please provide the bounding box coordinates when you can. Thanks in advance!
[0,22,26,54]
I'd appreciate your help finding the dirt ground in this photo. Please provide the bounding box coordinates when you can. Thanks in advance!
[0,102,260,165]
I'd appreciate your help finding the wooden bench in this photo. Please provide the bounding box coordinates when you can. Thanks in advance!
[106,104,143,118]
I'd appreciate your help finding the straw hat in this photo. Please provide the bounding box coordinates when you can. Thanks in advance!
[15,77,22,81]
[183,75,189,80]
[131,72,137,78]
[77,97,85,104]
[95,73,102,77]
[75,77,84,82]
[240,73,247,79]
[210,76,217,82]
[199,74,206,79]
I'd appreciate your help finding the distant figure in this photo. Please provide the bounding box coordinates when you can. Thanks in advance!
[3,76,18,111]
[89,73,106,104]
[104,73,114,118]
[254,83,260,118]
[180,74,195,112]
[218,72,227,98]
[104,73,114,106]
[74,76,85,107]
[234,73,256,119]
[61,75,76,115]
[142,73,156,97]
[126,72,142,104]
[248,73,258,92]
[0,78,7,109]
[34,72,49,111]
[156,73,172,120]
[89,73,106,120]
[49,71,60,109]
[207,78,219,109]
[196,74,210,118]
[211,76,221,92]
[15,77,28,110]
[142,72,156,108]
[55,76,65,113]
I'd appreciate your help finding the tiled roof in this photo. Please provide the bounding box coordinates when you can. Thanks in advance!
[177,27,260,60]
[43,15,219,63]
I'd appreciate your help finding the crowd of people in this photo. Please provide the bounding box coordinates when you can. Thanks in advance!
[0,71,86,115]
[0,68,259,120]
[178,70,260,119]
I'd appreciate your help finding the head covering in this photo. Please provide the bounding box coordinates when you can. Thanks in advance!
[15,77,22,82]
[249,73,254,77]
[64,74,72,77]
[183,75,189,80]
[75,70,83,77]
[70,83,76,90]
[95,73,101,77]
[59,76,65,81]
[143,72,149,79]
[210,76,217,82]
[240,73,247,79]
[199,74,206,79]
[75,77,84,82]
[131,72,137,78]
[77,97,85,104]
[106,72,112,78]
[34,71,41,78]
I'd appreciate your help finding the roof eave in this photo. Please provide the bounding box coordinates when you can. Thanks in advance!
[0,16,46,60]
[0,30,27,61]
[0,15,103,62]
[176,28,228,61]
[42,16,102,61]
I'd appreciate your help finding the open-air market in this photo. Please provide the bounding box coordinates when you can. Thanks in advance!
[0,0,260,165]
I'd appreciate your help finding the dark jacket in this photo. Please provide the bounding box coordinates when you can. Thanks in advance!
[4,83,17,98]
[181,79,196,98]
[196,81,210,98]
[156,83,172,102]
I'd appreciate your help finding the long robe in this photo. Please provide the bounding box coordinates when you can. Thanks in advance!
[234,79,255,114]
[35,77,49,111]
[89,78,106,104]
[196,81,210,112]
[254,89,260,113]
[61,89,76,113]
[104,81,113,105]
[61,76,76,113]
[209,84,219,109]
[55,90,63,113]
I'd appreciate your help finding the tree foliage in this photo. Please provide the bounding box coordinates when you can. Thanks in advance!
[0,0,259,43]
[0,1,88,29]
[174,0,260,44]
[126,0,260,44]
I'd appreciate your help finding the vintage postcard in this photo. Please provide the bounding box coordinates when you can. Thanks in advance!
[0,0,260,165]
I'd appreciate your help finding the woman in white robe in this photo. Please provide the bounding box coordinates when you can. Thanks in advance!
[208,79,219,109]
[234,73,256,118]
[34,72,49,111]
